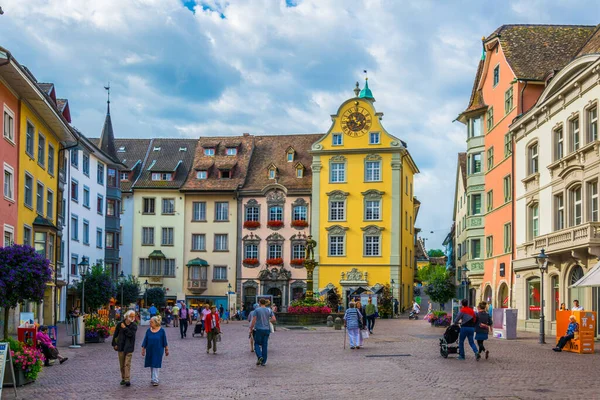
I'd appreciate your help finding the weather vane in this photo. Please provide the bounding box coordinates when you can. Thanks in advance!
[104,82,110,104]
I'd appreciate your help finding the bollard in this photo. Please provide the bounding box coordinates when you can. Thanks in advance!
[334,317,342,330]
[327,315,334,327]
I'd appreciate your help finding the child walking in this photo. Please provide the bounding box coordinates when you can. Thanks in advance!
[475,301,492,359]
[141,316,169,386]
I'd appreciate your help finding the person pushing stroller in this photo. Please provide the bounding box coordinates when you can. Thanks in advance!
[453,299,481,361]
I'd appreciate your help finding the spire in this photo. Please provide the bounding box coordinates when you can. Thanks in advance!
[99,83,118,161]
[358,70,374,100]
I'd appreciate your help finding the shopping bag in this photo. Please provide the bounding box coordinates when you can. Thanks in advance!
[362,330,369,339]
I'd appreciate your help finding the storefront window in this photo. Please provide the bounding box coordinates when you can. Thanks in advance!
[527,277,540,319]
[551,275,559,321]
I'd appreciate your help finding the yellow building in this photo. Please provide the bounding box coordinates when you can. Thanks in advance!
[310,81,419,309]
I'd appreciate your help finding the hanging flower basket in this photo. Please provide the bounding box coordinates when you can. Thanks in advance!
[266,257,284,265]
[290,258,305,266]
[243,221,260,229]
[243,258,259,266]
[291,220,309,228]
[267,220,284,229]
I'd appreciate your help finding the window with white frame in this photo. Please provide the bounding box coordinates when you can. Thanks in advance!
[365,200,381,221]
[588,180,598,222]
[504,86,513,114]
[3,164,14,201]
[329,201,345,221]
[245,243,258,259]
[245,205,259,222]
[570,117,580,152]
[470,153,482,174]
[554,127,564,161]
[369,132,380,145]
[82,153,89,176]
[330,162,345,183]
[286,151,294,162]
[486,236,493,257]
[528,143,538,175]
[529,204,539,240]
[164,259,176,277]
[332,133,343,146]
[143,198,155,214]
[214,234,228,251]
[3,107,14,142]
[3,224,14,247]
[468,116,482,138]
[204,148,215,156]
[161,227,174,246]
[24,174,33,207]
[365,161,381,182]
[503,223,512,253]
[329,235,344,256]
[192,202,206,221]
[191,234,206,251]
[293,205,307,221]
[503,175,512,202]
[493,65,499,86]
[46,189,53,220]
[26,122,34,157]
[48,145,55,175]
[215,202,229,221]
[268,244,282,259]
[196,170,207,179]
[83,186,90,208]
[162,198,175,214]
[589,106,598,143]
[23,226,32,246]
[97,162,104,185]
[142,227,154,245]
[151,172,172,181]
[37,133,45,167]
[213,266,227,281]
[83,220,89,245]
[71,214,79,240]
[570,186,582,226]
[504,133,512,157]
[555,194,565,231]
[471,194,482,215]
[269,206,283,222]
[227,147,237,156]
[364,235,380,256]
[36,182,44,215]
[293,243,305,259]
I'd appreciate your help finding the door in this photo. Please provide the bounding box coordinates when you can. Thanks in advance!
[267,287,282,310]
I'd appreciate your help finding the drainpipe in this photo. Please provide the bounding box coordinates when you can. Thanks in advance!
[234,184,242,310]
[510,130,516,309]
[0,47,12,67]
[399,152,406,311]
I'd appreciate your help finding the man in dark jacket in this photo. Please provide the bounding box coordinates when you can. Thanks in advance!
[112,310,138,386]
[453,299,481,361]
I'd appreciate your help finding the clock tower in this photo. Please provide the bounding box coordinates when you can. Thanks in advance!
[309,80,419,311]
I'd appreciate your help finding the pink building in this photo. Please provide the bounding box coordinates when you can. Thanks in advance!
[0,76,19,246]
[238,134,321,311]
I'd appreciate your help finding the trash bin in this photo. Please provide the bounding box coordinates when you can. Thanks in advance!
[492,308,518,339]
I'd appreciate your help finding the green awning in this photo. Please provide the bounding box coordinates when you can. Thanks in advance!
[148,250,166,259]
[187,257,209,267]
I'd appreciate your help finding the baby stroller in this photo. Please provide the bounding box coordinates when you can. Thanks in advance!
[192,320,204,337]
[440,324,460,358]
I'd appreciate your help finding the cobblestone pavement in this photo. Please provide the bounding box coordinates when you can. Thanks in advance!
[3,317,599,400]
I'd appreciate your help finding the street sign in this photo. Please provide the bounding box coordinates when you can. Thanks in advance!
[227,291,235,295]
[0,342,18,398]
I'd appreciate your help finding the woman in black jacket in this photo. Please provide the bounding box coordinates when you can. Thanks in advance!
[112,310,138,386]
[475,302,492,359]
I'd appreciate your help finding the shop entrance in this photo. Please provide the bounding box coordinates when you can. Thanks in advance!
[267,287,282,310]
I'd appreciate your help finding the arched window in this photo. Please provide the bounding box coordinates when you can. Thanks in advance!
[528,142,539,175]
[568,265,585,306]
[527,277,540,320]
[551,275,559,321]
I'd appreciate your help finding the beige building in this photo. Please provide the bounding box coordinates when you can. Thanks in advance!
[512,48,600,335]
[452,152,469,291]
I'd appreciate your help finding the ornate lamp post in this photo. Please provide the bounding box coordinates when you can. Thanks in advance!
[461,265,470,301]
[143,279,149,307]
[119,270,125,307]
[535,248,548,344]
[78,257,90,315]
[390,279,395,319]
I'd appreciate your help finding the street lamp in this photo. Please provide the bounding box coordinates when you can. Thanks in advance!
[535,248,549,344]
[119,270,125,308]
[461,266,469,302]
[144,279,149,308]
[78,256,90,315]
[390,279,395,318]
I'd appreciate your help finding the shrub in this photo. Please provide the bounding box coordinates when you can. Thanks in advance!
[9,338,44,381]
[288,298,331,314]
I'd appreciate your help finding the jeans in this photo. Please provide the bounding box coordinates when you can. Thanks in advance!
[367,315,376,332]
[180,319,188,338]
[254,329,270,364]
[151,367,160,383]
[458,326,478,358]
[207,331,218,352]
[118,352,132,381]
[557,333,574,349]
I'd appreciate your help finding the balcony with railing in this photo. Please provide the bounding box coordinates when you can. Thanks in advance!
[518,222,600,259]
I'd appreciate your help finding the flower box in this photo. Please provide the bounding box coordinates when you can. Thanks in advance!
[243,220,260,229]
[267,220,284,228]
[266,257,283,265]
[3,365,35,387]
[290,258,305,266]
[291,220,308,228]
[243,258,259,266]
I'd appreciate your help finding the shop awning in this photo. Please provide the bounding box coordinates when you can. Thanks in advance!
[187,257,209,267]
[571,260,600,287]
[148,250,166,259]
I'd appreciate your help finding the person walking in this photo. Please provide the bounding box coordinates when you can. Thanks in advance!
[112,310,137,386]
[248,303,258,352]
[475,302,492,359]
[200,304,210,337]
[148,303,158,318]
[365,297,376,334]
[453,299,481,361]
[141,316,169,386]
[344,301,363,349]
[206,306,221,354]
[219,305,224,317]
[249,298,276,366]
[179,303,191,339]
[172,303,180,328]
[355,300,366,332]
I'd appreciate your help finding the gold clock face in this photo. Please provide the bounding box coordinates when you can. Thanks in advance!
[341,107,372,137]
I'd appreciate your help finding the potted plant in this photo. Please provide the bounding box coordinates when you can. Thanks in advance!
[84,314,111,343]
[266,257,284,266]
[243,258,259,266]
[291,220,309,228]
[243,220,260,229]
[5,337,44,386]
[267,220,284,229]
[290,258,305,266]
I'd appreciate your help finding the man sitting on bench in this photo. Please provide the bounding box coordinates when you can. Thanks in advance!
[553,315,579,352]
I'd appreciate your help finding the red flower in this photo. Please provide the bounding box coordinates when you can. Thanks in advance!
[267,220,284,228]
[243,221,260,229]
[266,257,283,265]
[291,220,308,227]
[290,258,305,265]
[243,258,259,265]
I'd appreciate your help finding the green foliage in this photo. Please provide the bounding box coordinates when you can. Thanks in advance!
[145,287,166,307]
[378,283,393,318]
[417,264,447,283]
[326,286,341,311]
[427,249,445,257]
[76,263,116,313]
[290,298,326,308]
[424,271,456,306]
[432,311,447,318]
[116,275,141,306]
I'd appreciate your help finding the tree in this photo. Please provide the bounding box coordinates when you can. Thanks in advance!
[378,283,393,318]
[427,249,445,258]
[76,263,116,313]
[116,275,141,306]
[424,272,456,309]
[145,287,166,308]
[0,245,53,339]
[418,264,447,283]
[326,287,341,311]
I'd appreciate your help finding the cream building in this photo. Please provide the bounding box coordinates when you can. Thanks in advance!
[512,52,600,335]
[453,152,469,291]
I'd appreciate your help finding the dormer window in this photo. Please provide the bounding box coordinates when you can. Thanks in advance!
[151,172,172,181]
[286,147,295,162]
[226,147,237,156]
[153,147,161,152]
[197,170,207,180]
[179,147,187,152]
[120,172,129,181]
[268,168,276,180]
[204,148,215,156]
[118,146,126,153]
[219,169,231,179]
[295,163,305,178]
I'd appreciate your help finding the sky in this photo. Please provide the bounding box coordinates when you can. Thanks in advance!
[0,0,598,250]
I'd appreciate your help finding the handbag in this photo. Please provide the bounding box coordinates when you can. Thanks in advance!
[49,346,59,359]
[363,330,369,339]
[216,333,222,342]
[269,322,275,333]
